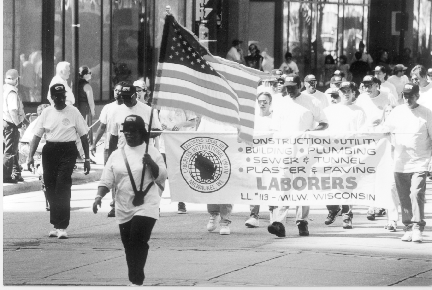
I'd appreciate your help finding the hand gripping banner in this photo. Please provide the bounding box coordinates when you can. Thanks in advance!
[164,131,394,207]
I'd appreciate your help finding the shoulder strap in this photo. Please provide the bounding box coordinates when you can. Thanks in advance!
[121,148,139,194]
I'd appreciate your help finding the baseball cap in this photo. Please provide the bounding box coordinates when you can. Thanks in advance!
[361,75,381,85]
[325,87,339,97]
[394,64,408,72]
[271,69,283,76]
[428,68,432,76]
[373,65,386,73]
[402,83,420,95]
[5,69,19,81]
[330,76,343,84]
[133,80,147,90]
[333,70,345,77]
[232,39,243,46]
[339,81,358,92]
[50,83,66,95]
[304,74,317,82]
[119,85,136,97]
[120,115,147,134]
[283,74,301,86]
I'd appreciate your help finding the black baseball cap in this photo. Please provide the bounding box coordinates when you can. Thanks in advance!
[402,83,420,95]
[50,83,66,95]
[121,115,147,135]
[283,74,301,86]
[119,85,136,98]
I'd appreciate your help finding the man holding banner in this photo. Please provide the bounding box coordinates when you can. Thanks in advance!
[381,83,432,243]
[268,74,328,237]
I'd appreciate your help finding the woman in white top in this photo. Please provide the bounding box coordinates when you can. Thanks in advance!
[93,115,167,286]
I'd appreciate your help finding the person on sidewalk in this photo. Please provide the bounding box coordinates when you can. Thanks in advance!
[197,117,237,235]
[323,82,365,229]
[380,83,432,243]
[373,65,399,106]
[303,74,330,110]
[47,62,75,106]
[77,66,96,147]
[245,92,274,228]
[93,115,167,286]
[411,65,432,109]
[3,69,25,183]
[387,64,410,104]
[91,82,126,217]
[27,83,91,239]
[269,74,328,237]
[159,107,197,214]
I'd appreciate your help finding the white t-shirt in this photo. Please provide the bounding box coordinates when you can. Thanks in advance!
[383,104,432,173]
[110,102,162,148]
[197,117,237,132]
[3,84,25,125]
[387,75,410,102]
[99,143,167,223]
[254,113,273,132]
[355,91,393,123]
[324,104,366,132]
[418,82,432,108]
[47,75,75,105]
[303,89,330,110]
[271,93,328,132]
[33,105,89,142]
[381,81,399,106]
[99,101,121,149]
[279,61,299,74]
[159,109,197,154]
[226,47,242,63]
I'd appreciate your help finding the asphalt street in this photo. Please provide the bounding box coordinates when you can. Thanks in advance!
[3,179,432,287]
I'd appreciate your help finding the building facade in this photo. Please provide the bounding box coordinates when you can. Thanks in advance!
[3,0,432,109]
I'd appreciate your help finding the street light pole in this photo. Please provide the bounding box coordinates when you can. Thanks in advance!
[72,0,79,108]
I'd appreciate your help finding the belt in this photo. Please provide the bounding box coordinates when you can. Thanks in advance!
[46,141,76,145]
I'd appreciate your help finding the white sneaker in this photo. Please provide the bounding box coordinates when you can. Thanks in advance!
[412,229,423,243]
[207,215,219,232]
[57,229,68,239]
[401,231,412,242]
[48,229,57,237]
[245,216,259,228]
[219,225,230,235]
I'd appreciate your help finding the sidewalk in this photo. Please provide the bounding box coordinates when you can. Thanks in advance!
[3,147,105,196]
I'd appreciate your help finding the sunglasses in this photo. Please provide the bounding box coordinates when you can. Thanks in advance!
[363,84,373,89]
[330,94,340,99]
[307,81,317,85]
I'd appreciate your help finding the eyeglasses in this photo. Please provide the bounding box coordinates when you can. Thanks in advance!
[307,81,317,85]
[87,71,92,75]
[330,94,339,99]
[340,89,352,94]
[363,84,373,89]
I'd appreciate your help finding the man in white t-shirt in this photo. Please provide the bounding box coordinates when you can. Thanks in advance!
[159,108,196,214]
[387,64,410,104]
[373,66,399,106]
[323,82,365,229]
[269,74,328,238]
[28,83,90,239]
[91,82,125,217]
[411,65,432,109]
[226,39,245,64]
[108,84,161,156]
[381,83,432,243]
[279,52,299,75]
[47,62,75,106]
[303,74,330,110]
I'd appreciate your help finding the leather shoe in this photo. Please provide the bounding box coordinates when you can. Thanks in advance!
[267,222,286,237]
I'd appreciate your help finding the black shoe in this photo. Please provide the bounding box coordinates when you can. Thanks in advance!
[177,202,187,214]
[267,222,286,237]
[375,208,386,217]
[107,208,115,217]
[4,177,18,184]
[297,220,309,236]
[324,210,338,225]
[16,176,24,182]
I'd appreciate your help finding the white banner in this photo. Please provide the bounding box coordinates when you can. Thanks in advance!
[164,131,394,207]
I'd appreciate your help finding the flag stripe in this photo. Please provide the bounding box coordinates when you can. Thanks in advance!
[154,97,239,125]
[156,82,240,113]
[157,64,239,102]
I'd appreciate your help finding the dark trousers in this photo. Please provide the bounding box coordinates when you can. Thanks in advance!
[119,216,156,285]
[42,141,77,229]
[3,120,20,178]
[326,205,351,214]
[78,101,93,145]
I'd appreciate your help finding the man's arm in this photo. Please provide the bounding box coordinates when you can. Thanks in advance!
[27,135,42,170]
[90,123,107,155]
[80,134,91,174]
[314,122,329,131]
[108,135,118,157]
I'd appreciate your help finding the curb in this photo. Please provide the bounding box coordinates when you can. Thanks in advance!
[3,164,103,196]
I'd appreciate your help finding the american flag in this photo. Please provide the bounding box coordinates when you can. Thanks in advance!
[153,14,268,143]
